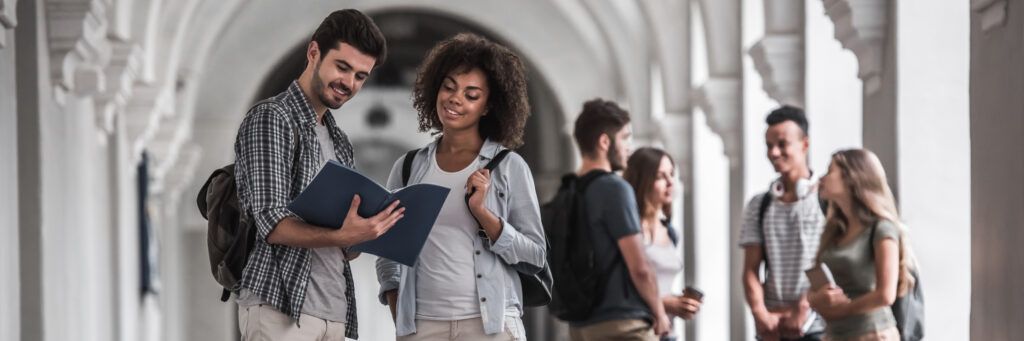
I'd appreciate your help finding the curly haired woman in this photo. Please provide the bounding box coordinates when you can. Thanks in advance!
[376,33,546,341]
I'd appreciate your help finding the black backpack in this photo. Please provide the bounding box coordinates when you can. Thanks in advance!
[543,170,613,322]
[401,148,554,307]
[868,223,925,341]
[196,99,296,302]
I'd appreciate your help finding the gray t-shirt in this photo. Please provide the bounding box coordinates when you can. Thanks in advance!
[820,220,900,339]
[571,174,651,327]
[300,123,351,322]
[239,124,350,321]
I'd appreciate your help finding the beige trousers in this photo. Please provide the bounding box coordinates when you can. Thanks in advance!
[823,326,900,341]
[237,304,347,341]
[569,319,657,341]
[397,317,526,341]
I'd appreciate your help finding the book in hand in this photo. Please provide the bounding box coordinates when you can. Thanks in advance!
[805,263,837,290]
[287,160,450,267]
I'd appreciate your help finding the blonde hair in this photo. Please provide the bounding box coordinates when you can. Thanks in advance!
[816,149,916,296]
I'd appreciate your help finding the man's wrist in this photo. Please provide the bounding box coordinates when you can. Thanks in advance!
[751,305,770,318]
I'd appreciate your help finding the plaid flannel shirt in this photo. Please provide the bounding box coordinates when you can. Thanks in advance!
[234,81,358,339]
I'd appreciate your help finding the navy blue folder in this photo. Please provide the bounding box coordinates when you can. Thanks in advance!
[288,160,450,266]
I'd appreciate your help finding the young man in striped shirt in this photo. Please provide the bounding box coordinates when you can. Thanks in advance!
[739,106,826,341]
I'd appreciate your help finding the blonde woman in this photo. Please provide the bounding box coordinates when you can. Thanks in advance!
[808,149,916,341]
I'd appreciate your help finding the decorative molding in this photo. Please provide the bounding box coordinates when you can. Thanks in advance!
[126,85,174,159]
[749,34,805,107]
[693,77,743,164]
[822,0,887,94]
[971,0,1007,32]
[0,0,17,48]
[46,0,112,103]
[95,42,143,136]
[152,142,201,215]
[659,113,692,168]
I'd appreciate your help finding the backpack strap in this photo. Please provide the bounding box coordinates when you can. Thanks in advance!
[757,190,773,269]
[487,149,512,169]
[401,149,419,186]
[466,149,513,241]
[664,219,679,246]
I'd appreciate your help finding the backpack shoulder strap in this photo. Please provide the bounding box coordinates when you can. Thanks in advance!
[402,149,419,186]
[757,190,773,266]
[484,149,512,171]
[664,220,679,246]
[577,170,612,192]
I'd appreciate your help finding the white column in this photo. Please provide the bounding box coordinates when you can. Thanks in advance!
[895,2,971,339]
[0,11,20,341]
[970,0,1024,338]
[15,1,44,339]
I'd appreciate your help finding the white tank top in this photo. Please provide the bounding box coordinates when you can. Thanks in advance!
[645,239,684,297]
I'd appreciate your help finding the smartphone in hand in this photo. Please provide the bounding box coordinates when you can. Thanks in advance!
[805,263,836,290]
[682,286,704,302]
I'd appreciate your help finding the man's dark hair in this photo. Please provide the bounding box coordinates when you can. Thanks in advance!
[765,105,809,136]
[413,33,530,148]
[311,9,388,68]
[573,99,631,157]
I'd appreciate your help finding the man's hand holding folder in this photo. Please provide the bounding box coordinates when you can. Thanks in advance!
[334,195,405,247]
[288,161,451,266]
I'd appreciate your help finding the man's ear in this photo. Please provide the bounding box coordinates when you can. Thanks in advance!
[597,133,611,153]
[307,41,320,65]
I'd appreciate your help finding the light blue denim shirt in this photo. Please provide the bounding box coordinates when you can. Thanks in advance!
[376,138,547,336]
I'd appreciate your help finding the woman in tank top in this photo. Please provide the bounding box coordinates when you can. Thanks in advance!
[624,147,702,341]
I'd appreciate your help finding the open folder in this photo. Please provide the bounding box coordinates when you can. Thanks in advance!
[287,160,450,267]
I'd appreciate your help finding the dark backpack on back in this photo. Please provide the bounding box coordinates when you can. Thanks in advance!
[401,148,554,307]
[197,165,255,301]
[543,171,612,322]
[196,99,295,302]
[869,223,925,341]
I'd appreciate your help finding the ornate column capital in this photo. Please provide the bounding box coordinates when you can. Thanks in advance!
[693,77,743,164]
[46,0,112,103]
[749,34,805,107]
[971,0,1007,32]
[0,0,16,48]
[95,42,143,136]
[822,0,887,94]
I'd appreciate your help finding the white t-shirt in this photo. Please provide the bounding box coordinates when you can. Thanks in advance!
[414,150,482,320]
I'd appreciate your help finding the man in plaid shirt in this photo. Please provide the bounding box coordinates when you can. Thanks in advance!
[233,9,404,340]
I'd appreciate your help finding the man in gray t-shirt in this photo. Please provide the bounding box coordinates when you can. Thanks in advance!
[566,99,669,341]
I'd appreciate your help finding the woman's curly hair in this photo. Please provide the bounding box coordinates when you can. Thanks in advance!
[412,33,531,149]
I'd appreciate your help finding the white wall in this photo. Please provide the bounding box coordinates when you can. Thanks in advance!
[805,0,862,173]
[0,26,20,341]
[896,1,971,340]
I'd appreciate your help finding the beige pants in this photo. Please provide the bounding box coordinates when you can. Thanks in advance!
[237,304,347,341]
[569,319,656,341]
[397,317,526,341]
[823,326,900,341]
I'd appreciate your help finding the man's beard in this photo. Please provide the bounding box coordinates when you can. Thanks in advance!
[311,61,344,110]
[608,136,625,171]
